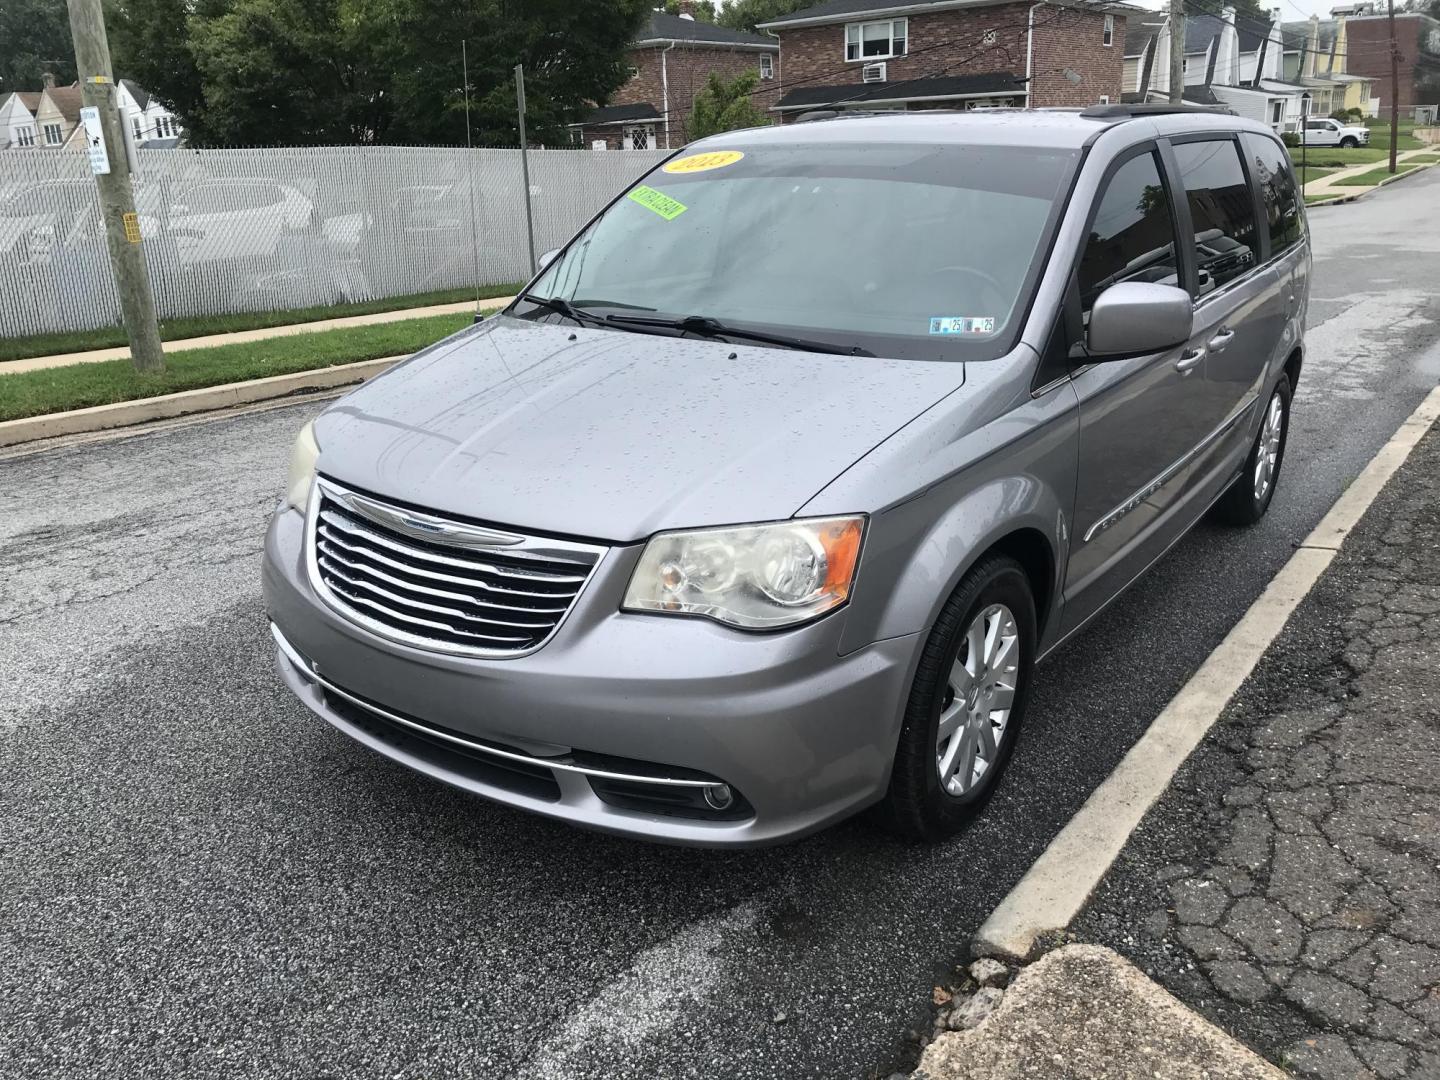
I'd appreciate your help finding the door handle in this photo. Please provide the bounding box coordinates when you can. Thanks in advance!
[1207,327,1235,352]
[1175,347,1205,374]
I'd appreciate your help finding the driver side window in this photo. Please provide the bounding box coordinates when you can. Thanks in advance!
[1077,151,1180,314]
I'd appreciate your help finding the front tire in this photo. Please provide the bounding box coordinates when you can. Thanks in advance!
[1213,375,1291,526]
[882,555,1036,840]
[1340,136,1359,149]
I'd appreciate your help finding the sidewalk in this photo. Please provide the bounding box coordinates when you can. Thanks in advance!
[1070,421,1440,1077]
[1302,147,1436,201]
[3,296,514,376]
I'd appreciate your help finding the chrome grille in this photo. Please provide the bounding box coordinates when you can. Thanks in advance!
[306,478,604,658]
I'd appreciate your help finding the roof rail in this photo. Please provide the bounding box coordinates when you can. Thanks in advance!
[1080,103,1236,119]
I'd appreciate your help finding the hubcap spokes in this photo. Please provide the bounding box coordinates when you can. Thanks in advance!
[1253,393,1284,501]
[937,603,1020,796]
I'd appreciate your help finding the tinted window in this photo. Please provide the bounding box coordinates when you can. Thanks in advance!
[1242,132,1303,255]
[532,143,1078,362]
[1078,151,1179,311]
[1173,140,1259,294]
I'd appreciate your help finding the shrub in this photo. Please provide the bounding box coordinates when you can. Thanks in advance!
[1282,131,1301,147]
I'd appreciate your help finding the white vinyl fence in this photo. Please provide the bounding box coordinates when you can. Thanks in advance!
[0,145,669,339]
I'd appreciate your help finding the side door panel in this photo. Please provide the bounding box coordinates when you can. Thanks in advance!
[1062,147,1214,634]
[1168,136,1279,495]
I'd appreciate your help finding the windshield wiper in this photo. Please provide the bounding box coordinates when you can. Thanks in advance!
[516,293,612,329]
[606,313,875,357]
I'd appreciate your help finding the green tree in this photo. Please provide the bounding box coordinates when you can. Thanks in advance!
[0,0,76,92]
[106,0,651,146]
[687,69,767,139]
[715,0,810,34]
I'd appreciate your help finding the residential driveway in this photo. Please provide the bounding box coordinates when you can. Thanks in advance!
[3,170,1440,1080]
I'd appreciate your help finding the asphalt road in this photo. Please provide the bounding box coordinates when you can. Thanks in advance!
[4,169,1440,1080]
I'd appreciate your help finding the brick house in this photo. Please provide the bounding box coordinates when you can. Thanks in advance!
[756,0,1132,119]
[571,8,780,150]
[1344,10,1440,112]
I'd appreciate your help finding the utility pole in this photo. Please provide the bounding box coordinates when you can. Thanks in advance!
[66,0,164,374]
[1388,0,1400,175]
[514,64,538,278]
[1169,0,1185,105]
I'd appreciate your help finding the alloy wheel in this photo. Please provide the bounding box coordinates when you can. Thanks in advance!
[936,603,1020,796]
[1253,390,1285,501]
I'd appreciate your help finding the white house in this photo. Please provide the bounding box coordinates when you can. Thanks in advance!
[118,80,183,146]
[1129,6,1312,131]
[2,77,182,151]
[0,91,42,149]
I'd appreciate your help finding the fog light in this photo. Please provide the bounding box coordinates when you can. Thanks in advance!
[703,783,734,810]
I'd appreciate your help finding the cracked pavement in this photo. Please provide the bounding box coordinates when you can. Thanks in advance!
[1078,424,1440,1078]
[2,170,1440,1079]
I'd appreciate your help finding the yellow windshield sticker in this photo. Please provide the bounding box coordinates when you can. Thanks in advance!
[662,150,744,174]
[627,185,688,220]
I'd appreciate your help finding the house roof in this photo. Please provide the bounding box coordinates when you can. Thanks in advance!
[2,91,42,116]
[121,79,151,109]
[43,84,84,124]
[636,12,776,47]
[1181,13,1271,55]
[774,71,1024,109]
[576,102,663,126]
[760,0,1135,30]
[1181,84,1224,105]
[1281,18,1337,52]
[1124,22,1160,57]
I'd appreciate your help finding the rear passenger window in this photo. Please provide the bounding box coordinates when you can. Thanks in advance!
[1242,132,1303,255]
[1172,140,1259,295]
[1077,151,1180,312]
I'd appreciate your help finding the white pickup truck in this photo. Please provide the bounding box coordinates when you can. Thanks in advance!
[1299,117,1371,148]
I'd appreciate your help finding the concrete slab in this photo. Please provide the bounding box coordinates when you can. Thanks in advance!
[918,945,1284,1080]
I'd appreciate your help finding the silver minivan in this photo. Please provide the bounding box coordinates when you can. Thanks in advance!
[264,106,1309,846]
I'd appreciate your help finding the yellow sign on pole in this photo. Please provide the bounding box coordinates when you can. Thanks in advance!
[122,212,141,243]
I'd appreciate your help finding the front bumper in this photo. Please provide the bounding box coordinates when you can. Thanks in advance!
[262,507,921,846]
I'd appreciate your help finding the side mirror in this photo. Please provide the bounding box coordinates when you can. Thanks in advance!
[538,248,559,270]
[1087,282,1193,359]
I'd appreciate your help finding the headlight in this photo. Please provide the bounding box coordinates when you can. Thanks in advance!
[286,420,319,512]
[623,516,865,630]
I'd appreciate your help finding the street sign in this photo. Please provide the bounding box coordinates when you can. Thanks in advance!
[79,106,111,175]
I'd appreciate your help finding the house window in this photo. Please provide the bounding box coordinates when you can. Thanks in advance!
[132,116,144,141]
[1271,101,1283,124]
[759,54,774,79]
[845,18,907,61]
[43,122,63,145]
[1099,95,1110,105]
[17,126,35,147]
[1103,14,1114,47]
[624,125,651,150]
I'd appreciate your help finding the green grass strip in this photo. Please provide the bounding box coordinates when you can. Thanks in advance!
[1331,164,1422,187]
[0,283,521,364]
[0,312,473,423]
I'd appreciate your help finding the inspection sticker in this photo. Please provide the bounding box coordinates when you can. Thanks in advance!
[627,185,688,220]
[929,316,996,335]
[663,150,744,174]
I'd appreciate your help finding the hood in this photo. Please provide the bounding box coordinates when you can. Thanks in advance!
[314,315,965,543]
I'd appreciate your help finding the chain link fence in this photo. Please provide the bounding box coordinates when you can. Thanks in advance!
[0,145,670,339]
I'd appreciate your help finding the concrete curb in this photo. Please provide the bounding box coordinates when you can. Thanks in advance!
[0,355,401,449]
[972,380,1440,962]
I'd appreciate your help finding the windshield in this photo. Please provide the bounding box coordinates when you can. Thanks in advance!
[527,141,1078,361]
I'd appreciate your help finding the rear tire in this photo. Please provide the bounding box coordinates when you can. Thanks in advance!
[881,555,1036,840]
[1213,375,1291,526]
